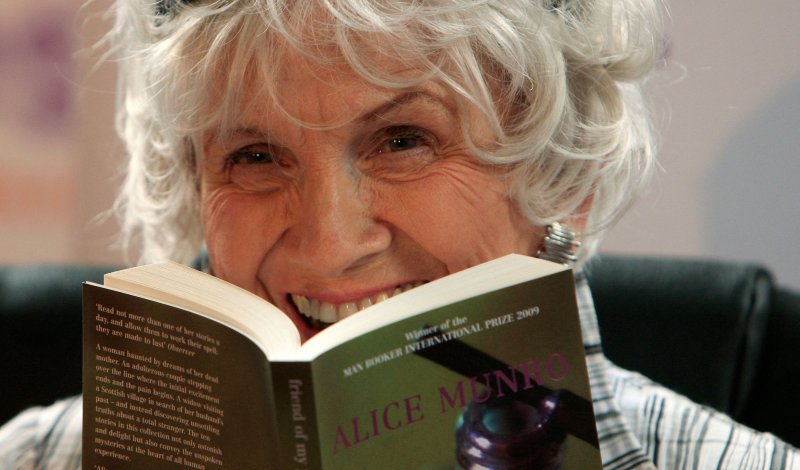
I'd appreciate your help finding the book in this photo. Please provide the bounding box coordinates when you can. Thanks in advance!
[82,254,602,469]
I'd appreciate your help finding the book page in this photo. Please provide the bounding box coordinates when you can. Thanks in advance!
[297,254,567,359]
[103,262,299,357]
[82,284,281,470]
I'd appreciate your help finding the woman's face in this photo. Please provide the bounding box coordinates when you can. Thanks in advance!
[201,51,543,340]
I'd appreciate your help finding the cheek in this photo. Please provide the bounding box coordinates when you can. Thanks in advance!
[201,188,287,296]
[378,166,540,271]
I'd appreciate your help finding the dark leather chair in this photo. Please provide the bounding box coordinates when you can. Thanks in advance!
[0,265,109,426]
[586,255,800,447]
[2,256,798,447]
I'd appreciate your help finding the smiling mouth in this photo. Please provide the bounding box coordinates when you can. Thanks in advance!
[290,281,425,329]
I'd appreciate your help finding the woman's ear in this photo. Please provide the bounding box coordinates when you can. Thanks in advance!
[566,196,593,234]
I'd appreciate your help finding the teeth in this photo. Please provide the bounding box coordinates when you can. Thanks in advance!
[293,295,310,315]
[291,282,421,327]
[339,302,358,319]
[318,302,337,323]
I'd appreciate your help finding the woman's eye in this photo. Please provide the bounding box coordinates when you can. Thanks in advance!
[229,149,275,166]
[364,126,438,179]
[223,145,290,192]
[382,135,420,152]
[375,127,432,155]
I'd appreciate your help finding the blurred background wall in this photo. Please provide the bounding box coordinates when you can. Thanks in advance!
[601,2,800,289]
[1,0,119,265]
[1,1,798,288]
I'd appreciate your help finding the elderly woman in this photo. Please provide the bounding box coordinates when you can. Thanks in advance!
[1,0,798,468]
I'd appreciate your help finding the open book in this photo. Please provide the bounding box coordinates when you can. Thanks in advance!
[82,254,601,469]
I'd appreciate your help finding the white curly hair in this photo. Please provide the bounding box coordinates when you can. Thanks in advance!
[107,0,667,266]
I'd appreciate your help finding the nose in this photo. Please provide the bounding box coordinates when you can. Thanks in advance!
[283,161,392,277]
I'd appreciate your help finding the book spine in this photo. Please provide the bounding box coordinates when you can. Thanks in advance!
[270,361,322,470]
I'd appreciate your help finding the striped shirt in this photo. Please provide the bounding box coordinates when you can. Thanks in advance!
[1,275,798,469]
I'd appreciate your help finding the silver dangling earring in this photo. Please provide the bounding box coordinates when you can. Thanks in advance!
[536,223,581,266]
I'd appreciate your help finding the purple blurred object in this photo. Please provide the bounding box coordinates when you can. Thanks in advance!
[455,393,566,470]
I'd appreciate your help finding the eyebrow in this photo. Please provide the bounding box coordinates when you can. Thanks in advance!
[358,90,458,125]
[210,89,457,148]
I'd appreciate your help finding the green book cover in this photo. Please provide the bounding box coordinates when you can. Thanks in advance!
[82,255,601,469]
